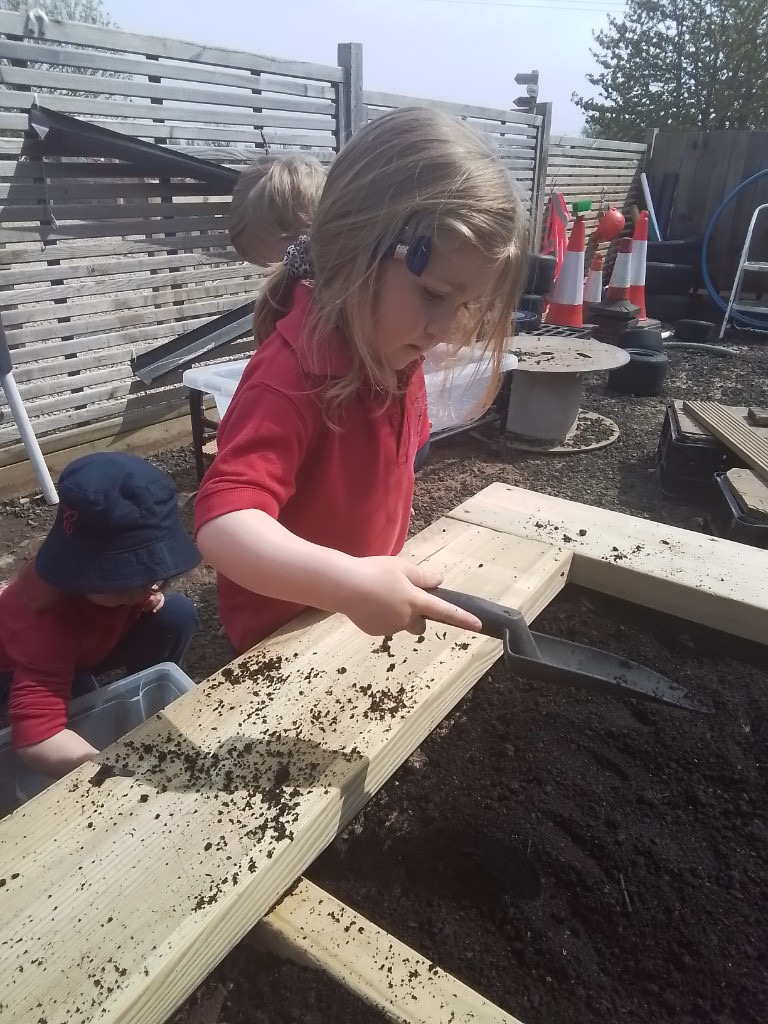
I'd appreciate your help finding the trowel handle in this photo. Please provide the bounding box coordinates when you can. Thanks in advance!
[428,587,542,660]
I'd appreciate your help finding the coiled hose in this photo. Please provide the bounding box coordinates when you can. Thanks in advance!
[701,168,768,333]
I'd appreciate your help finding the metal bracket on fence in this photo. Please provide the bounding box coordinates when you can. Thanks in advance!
[23,6,48,38]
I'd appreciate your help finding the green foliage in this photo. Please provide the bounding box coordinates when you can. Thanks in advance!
[574,0,768,141]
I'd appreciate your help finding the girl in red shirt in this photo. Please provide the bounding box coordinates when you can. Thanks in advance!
[0,452,200,779]
[195,106,528,652]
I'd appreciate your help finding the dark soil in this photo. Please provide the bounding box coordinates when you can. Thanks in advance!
[2,341,767,1023]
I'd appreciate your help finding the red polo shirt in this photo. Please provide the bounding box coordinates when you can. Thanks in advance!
[194,283,429,652]
[0,567,145,748]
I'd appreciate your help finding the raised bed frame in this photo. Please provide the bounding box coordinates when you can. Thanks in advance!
[1,485,766,1024]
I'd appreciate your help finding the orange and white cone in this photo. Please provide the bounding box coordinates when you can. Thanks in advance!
[605,237,633,302]
[629,210,649,319]
[583,253,603,317]
[545,215,585,328]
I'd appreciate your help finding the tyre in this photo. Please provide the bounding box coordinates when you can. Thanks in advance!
[616,325,663,352]
[644,294,691,324]
[674,319,716,344]
[645,261,695,296]
[525,254,557,296]
[608,348,669,396]
[647,236,703,265]
[518,293,544,316]
[512,308,542,332]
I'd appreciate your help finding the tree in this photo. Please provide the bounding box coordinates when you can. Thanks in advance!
[573,0,768,141]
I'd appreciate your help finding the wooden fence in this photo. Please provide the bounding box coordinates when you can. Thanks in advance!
[645,130,768,291]
[544,134,647,256]
[0,11,644,471]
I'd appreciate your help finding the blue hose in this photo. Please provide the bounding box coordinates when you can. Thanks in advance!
[701,167,768,333]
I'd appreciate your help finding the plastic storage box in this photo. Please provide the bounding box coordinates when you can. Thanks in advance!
[0,662,195,814]
[704,472,768,549]
[183,348,518,434]
[655,401,742,500]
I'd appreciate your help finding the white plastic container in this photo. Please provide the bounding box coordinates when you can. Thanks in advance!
[184,347,517,432]
[183,359,250,418]
[424,345,518,432]
[0,663,196,813]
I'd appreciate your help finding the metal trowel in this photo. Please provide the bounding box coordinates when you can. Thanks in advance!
[429,588,710,713]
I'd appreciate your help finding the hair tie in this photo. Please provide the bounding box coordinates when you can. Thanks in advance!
[283,234,314,280]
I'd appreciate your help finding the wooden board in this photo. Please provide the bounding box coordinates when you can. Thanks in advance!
[254,878,523,1023]
[0,519,570,1024]
[683,401,768,484]
[726,468,768,520]
[448,483,768,644]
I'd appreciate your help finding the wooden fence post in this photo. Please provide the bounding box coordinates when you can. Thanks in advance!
[532,101,552,250]
[336,42,364,148]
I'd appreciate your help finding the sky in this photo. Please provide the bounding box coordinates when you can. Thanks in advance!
[102,0,627,135]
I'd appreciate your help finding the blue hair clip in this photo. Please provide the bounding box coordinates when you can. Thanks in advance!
[379,234,432,277]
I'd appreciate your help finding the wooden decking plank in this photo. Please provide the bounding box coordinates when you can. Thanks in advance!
[253,878,524,1024]
[683,401,768,483]
[448,483,768,643]
[0,515,570,1024]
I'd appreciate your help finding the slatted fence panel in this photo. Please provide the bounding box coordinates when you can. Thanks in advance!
[544,135,647,264]
[363,90,543,224]
[0,11,341,455]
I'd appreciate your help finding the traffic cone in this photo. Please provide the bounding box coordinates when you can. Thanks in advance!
[583,253,603,319]
[629,211,649,320]
[605,237,633,302]
[545,215,585,328]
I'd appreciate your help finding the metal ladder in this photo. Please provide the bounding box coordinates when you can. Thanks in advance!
[719,203,768,338]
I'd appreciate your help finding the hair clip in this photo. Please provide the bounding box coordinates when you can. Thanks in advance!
[381,234,432,277]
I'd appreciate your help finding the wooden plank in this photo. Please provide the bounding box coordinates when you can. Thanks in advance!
[2,294,242,347]
[0,39,339,99]
[726,468,768,520]
[683,401,768,484]
[363,89,539,127]
[448,482,768,644]
[0,65,335,116]
[0,233,232,267]
[0,407,194,499]
[0,10,345,82]
[0,90,336,133]
[0,519,570,1024]
[549,134,646,153]
[253,877,524,1024]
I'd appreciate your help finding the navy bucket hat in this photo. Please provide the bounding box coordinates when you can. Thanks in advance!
[36,453,201,593]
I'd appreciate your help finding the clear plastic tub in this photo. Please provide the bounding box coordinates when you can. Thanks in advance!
[183,347,517,432]
[0,662,196,813]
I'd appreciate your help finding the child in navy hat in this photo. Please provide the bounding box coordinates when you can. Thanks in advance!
[0,452,201,780]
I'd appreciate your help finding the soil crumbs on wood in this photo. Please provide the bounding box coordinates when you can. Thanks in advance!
[1,344,767,1023]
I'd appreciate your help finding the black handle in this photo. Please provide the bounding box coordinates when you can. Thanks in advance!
[428,587,542,660]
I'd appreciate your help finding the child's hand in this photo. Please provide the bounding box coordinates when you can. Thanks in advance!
[144,591,165,614]
[338,556,483,637]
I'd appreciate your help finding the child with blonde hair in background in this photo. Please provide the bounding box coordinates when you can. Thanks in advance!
[197,106,528,653]
[229,152,327,266]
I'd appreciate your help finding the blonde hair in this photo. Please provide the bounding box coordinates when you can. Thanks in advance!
[229,153,326,266]
[253,107,529,407]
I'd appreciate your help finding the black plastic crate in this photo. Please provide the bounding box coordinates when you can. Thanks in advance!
[704,472,768,548]
[656,402,743,500]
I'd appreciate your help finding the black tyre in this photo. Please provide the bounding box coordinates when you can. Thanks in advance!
[518,293,544,316]
[608,348,669,396]
[645,261,696,296]
[512,308,542,332]
[525,254,557,296]
[616,325,663,352]
[647,236,703,265]
[674,318,716,343]
[644,293,691,324]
